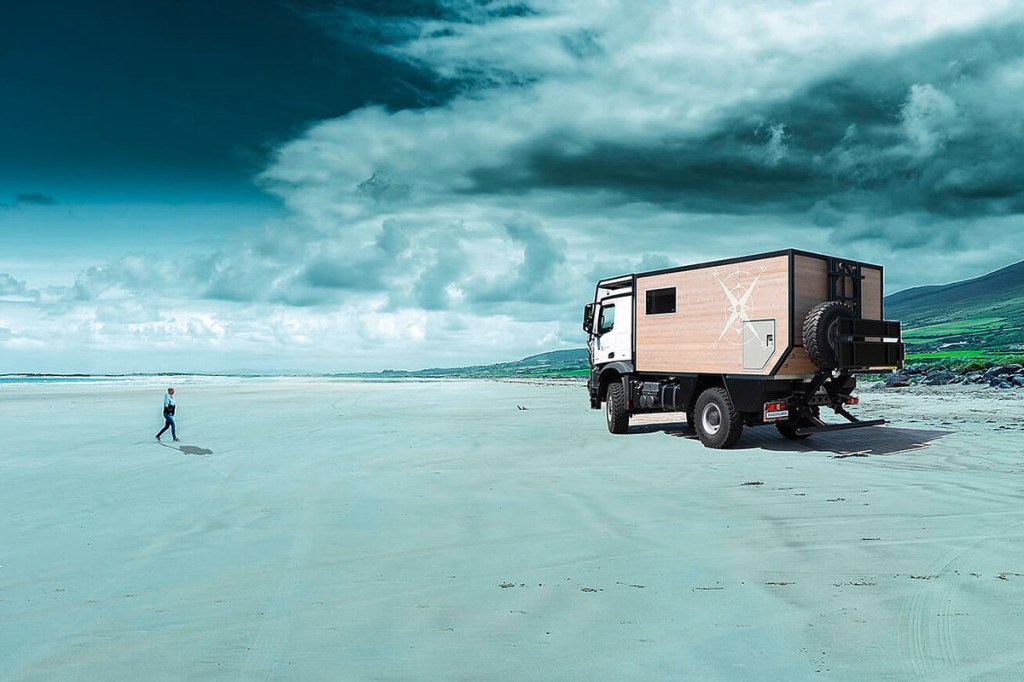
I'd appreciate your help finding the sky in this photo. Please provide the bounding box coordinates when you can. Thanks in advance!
[2,0,1024,373]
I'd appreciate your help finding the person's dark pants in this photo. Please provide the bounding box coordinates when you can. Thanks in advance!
[157,413,177,439]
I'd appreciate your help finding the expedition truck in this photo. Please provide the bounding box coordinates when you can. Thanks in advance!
[582,249,904,448]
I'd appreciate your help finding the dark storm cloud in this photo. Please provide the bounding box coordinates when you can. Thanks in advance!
[308,0,544,93]
[15,192,57,206]
[585,254,675,285]
[0,0,457,192]
[357,171,412,203]
[560,30,602,60]
[468,125,821,213]
[827,216,969,251]
[310,0,538,36]
[0,192,57,208]
[465,22,1024,220]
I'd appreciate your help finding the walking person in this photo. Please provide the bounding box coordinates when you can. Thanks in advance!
[156,387,180,442]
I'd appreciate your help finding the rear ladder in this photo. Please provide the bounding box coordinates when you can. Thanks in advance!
[828,258,863,318]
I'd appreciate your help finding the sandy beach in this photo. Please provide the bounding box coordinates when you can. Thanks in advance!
[2,378,1023,680]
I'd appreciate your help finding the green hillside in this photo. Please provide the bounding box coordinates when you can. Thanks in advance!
[885,260,1024,359]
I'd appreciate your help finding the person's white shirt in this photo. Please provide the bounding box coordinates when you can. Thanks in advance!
[164,393,175,410]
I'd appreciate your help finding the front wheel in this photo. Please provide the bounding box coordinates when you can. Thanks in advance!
[694,387,742,448]
[605,381,629,434]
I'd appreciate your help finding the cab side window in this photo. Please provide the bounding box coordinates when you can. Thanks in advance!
[598,304,615,334]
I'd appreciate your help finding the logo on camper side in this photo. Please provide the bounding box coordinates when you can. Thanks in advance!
[712,264,766,347]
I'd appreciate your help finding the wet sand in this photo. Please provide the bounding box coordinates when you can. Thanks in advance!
[2,379,1023,680]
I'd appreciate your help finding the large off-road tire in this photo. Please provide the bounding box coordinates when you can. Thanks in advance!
[803,301,856,369]
[694,387,743,449]
[605,381,629,434]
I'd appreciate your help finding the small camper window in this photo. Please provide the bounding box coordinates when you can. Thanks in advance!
[646,287,676,315]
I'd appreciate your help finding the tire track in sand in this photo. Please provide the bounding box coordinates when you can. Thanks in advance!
[898,518,1024,677]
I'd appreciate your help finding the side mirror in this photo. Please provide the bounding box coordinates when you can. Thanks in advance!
[583,303,595,333]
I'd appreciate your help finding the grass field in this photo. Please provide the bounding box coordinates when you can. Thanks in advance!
[901,317,1007,340]
[904,350,1024,365]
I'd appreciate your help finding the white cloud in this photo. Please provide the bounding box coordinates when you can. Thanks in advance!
[0,273,28,296]
[901,84,959,156]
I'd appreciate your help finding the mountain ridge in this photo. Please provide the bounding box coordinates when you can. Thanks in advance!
[885,260,1024,323]
[884,258,1024,355]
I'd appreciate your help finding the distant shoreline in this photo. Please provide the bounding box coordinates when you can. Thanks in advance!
[0,373,585,387]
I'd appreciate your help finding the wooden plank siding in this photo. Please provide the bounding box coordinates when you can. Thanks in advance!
[774,347,819,376]
[793,254,828,328]
[635,255,790,375]
[862,266,883,319]
[629,251,889,377]
[792,254,882,321]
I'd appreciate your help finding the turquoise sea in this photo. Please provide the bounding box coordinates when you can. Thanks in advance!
[0,374,259,386]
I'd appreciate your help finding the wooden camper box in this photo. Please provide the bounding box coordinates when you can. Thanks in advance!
[632,250,884,377]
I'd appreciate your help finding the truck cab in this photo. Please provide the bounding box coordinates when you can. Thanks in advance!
[585,277,634,367]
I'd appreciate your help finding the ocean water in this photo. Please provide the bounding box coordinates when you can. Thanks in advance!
[0,374,259,387]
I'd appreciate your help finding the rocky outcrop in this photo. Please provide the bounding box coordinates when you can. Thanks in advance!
[883,373,911,388]
[922,370,957,385]
[878,362,1024,389]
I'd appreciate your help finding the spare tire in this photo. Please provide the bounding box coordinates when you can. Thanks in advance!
[803,301,855,369]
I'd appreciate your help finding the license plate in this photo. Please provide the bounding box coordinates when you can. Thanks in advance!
[764,409,789,421]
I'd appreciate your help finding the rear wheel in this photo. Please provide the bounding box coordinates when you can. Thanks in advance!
[605,381,629,434]
[694,387,742,448]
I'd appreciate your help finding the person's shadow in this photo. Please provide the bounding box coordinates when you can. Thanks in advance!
[159,442,213,456]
